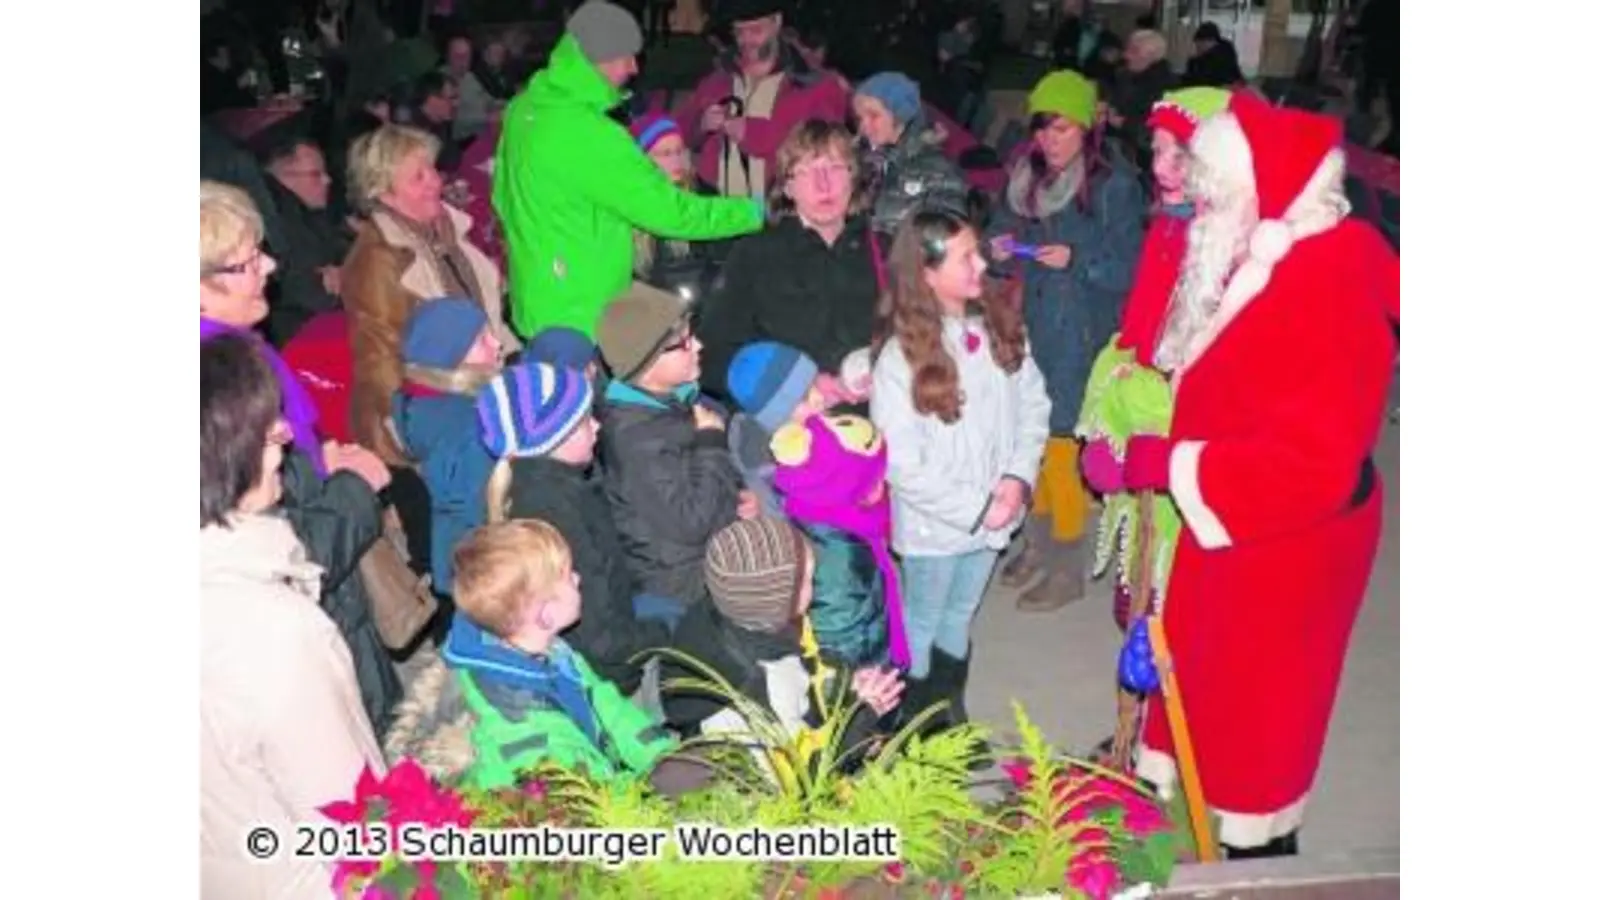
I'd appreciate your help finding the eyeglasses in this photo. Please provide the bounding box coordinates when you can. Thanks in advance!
[206,248,268,277]
[789,161,852,186]
[659,328,696,354]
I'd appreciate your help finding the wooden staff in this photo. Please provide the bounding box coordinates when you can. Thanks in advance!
[1150,615,1219,862]
[1108,491,1159,769]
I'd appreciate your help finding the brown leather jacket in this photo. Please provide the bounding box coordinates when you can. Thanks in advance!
[341,205,519,466]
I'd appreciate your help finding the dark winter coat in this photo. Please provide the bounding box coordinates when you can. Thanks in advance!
[597,381,743,608]
[989,151,1148,435]
[862,114,970,238]
[502,455,672,696]
[263,178,353,347]
[278,449,402,736]
[390,388,494,597]
[698,216,882,400]
[1183,41,1245,88]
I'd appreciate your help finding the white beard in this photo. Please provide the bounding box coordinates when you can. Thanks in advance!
[1154,199,1254,373]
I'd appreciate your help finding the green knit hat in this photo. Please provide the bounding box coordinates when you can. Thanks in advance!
[1147,87,1232,144]
[1027,70,1098,129]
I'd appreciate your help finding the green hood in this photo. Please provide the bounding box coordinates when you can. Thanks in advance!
[527,34,626,115]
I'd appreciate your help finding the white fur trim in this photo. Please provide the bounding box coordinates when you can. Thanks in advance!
[1248,219,1292,266]
[1135,745,1309,848]
[1170,440,1232,549]
[1173,143,1351,381]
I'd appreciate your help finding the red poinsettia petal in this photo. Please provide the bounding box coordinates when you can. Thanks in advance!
[355,765,383,803]
[320,799,366,824]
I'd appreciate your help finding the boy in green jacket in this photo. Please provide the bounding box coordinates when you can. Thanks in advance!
[442,519,675,788]
[494,1,765,340]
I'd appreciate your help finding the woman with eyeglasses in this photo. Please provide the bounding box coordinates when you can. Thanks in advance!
[629,113,725,308]
[201,332,386,899]
[200,179,402,736]
[697,119,882,412]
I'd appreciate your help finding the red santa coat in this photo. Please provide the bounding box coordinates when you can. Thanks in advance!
[1136,217,1398,847]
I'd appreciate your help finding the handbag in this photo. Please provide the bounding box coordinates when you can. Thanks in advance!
[358,506,438,650]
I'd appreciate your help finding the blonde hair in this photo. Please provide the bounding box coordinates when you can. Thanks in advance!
[452,519,573,638]
[484,457,514,524]
[401,362,498,396]
[769,119,867,220]
[347,124,441,214]
[200,180,263,274]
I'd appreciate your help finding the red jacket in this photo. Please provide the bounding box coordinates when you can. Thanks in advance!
[280,312,354,446]
[674,49,850,193]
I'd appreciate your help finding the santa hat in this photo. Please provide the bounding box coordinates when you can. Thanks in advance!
[1146,86,1231,146]
[1189,91,1349,312]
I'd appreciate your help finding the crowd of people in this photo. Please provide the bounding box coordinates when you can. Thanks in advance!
[200,1,1400,896]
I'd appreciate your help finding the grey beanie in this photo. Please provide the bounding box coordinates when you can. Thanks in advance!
[567,1,644,65]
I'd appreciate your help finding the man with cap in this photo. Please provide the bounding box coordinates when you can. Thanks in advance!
[1103,91,1399,858]
[672,0,850,202]
[493,1,766,342]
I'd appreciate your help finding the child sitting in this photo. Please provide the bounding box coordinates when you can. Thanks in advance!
[661,518,903,773]
[441,520,676,788]
[724,341,829,520]
[770,413,904,669]
[476,359,669,697]
[594,283,749,631]
[391,297,503,598]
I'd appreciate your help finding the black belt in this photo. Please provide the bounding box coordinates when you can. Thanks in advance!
[1348,455,1377,510]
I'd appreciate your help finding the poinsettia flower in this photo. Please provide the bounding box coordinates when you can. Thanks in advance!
[524,779,548,800]
[413,878,441,900]
[1124,799,1168,836]
[320,797,367,824]
[1068,852,1120,900]
[331,859,378,894]
[883,861,905,884]
[1000,758,1032,789]
[358,883,393,900]
[1073,827,1112,847]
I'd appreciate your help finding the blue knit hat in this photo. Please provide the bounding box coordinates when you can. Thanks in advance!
[402,297,489,369]
[856,72,921,126]
[525,326,598,370]
[476,360,595,459]
[726,342,820,433]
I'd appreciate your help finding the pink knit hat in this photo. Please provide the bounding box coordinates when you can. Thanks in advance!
[629,113,680,152]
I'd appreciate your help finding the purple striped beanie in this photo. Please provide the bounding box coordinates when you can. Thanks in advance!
[476,361,594,459]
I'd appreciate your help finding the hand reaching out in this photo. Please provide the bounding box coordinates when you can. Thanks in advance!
[851,666,905,716]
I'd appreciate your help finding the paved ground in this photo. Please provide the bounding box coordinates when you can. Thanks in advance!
[967,418,1401,856]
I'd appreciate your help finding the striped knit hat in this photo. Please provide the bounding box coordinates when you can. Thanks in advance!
[704,518,811,633]
[476,360,594,459]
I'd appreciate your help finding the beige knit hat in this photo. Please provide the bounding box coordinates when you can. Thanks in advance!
[704,518,811,632]
[596,281,692,382]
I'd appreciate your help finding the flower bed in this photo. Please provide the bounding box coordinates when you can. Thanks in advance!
[326,702,1178,899]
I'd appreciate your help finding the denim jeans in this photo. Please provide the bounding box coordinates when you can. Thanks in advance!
[900,550,1001,678]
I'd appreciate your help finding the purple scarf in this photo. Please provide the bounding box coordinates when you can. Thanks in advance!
[200,317,326,478]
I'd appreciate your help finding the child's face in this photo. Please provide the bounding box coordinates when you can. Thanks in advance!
[460,327,502,367]
[551,413,599,466]
[529,566,583,634]
[923,227,988,308]
[790,384,827,424]
[638,324,702,389]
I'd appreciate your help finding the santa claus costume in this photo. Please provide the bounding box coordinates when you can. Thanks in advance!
[1121,92,1400,856]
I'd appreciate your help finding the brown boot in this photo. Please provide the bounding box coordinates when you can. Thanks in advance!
[1016,536,1087,612]
[998,516,1047,588]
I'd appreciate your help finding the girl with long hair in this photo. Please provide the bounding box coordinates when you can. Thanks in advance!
[987,70,1146,612]
[869,209,1052,737]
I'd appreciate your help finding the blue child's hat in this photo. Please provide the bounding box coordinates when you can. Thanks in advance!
[402,297,488,369]
[476,360,595,459]
[726,341,820,433]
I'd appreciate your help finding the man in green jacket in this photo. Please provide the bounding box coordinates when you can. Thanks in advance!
[494,1,766,339]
